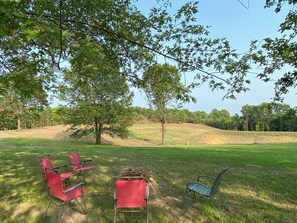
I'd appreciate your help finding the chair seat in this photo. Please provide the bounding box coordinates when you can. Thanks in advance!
[187,182,211,197]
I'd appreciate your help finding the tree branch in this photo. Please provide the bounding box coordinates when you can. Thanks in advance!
[23,10,229,84]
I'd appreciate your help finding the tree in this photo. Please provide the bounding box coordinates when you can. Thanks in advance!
[192,111,209,124]
[257,103,273,131]
[60,38,133,144]
[283,107,297,131]
[207,109,232,130]
[1,0,251,103]
[142,63,195,144]
[0,80,48,130]
[270,103,290,131]
[248,0,297,100]
[241,105,261,131]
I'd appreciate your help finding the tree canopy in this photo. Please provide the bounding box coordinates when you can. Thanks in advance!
[1,0,296,138]
[248,0,297,100]
[1,0,251,101]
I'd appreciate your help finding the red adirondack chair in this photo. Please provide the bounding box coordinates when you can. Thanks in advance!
[68,151,94,178]
[43,171,87,223]
[114,180,149,223]
[40,155,72,194]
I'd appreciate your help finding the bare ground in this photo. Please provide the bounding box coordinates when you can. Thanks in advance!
[1,124,297,146]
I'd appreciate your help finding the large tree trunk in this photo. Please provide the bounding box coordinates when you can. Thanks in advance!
[95,121,102,145]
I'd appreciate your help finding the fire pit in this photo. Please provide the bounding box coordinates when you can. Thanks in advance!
[118,167,151,182]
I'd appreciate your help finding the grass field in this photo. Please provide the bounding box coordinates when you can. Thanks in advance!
[0,137,296,223]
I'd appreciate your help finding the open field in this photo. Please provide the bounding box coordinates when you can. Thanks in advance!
[0,137,296,223]
[1,123,297,146]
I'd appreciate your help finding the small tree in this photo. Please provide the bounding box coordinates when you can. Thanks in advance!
[60,38,133,144]
[142,63,196,145]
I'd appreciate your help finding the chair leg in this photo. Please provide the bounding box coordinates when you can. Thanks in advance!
[41,181,46,195]
[43,200,51,219]
[210,196,221,218]
[219,192,227,208]
[63,178,70,188]
[114,206,117,223]
[81,174,86,184]
[182,187,189,209]
[68,198,87,215]
[76,171,87,184]
[76,170,83,178]
[210,196,220,215]
[146,206,149,223]
[58,203,66,223]
[210,196,215,209]
[76,198,87,214]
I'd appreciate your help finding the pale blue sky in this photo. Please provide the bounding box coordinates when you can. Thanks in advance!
[133,0,296,115]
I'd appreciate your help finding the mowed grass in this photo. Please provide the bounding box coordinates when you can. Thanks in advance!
[0,138,297,223]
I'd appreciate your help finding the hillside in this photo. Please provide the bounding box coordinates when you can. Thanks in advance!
[1,123,297,146]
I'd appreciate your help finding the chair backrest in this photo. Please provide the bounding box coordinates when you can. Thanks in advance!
[40,155,54,179]
[46,171,66,201]
[210,166,229,196]
[115,180,147,208]
[69,151,82,169]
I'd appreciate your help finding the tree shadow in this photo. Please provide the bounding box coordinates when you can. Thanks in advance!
[0,144,296,222]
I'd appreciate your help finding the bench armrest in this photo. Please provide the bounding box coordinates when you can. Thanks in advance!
[197,175,215,182]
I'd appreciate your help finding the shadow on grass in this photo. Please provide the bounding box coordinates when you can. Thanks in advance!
[0,139,297,222]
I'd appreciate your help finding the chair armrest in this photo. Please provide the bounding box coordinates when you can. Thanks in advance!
[82,159,92,163]
[64,182,85,194]
[52,164,68,170]
[45,167,59,173]
[197,175,215,182]
[71,161,83,165]
[81,159,92,166]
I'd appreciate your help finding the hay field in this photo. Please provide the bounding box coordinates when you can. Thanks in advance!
[1,123,297,146]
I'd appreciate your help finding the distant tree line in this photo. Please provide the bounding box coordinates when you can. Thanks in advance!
[0,105,62,131]
[1,102,296,132]
[133,102,297,131]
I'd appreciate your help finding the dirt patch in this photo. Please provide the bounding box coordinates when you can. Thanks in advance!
[201,132,297,144]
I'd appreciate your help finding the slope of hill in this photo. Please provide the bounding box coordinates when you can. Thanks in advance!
[1,124,297,146]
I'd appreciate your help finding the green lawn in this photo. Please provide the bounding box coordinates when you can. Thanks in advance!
[0,138,296,222]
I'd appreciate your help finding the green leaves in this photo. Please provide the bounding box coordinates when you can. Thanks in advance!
[249,0,297,101]
[142,63,195,119]
[60,39,133,144]
[1,0,254,112]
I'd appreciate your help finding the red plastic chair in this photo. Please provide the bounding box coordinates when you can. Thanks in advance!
[43,171,87,223]
[68,151,94,178]
[40,155,72,194]
[114,180,149,223]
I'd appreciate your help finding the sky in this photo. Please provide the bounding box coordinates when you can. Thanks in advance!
[132,0,297,115]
